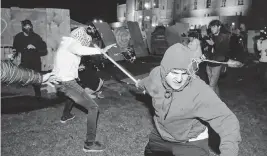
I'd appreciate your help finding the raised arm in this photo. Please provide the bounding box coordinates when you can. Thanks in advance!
[69,39,102,56]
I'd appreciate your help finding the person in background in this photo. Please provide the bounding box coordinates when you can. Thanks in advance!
[78,59,105,99]
[198,26,214,84]
[206,20,232,97]
[229,28,246,64]
[239,23,248,52]
[187,30,209,84]
[12,19,47,98]
[256,28,267,92]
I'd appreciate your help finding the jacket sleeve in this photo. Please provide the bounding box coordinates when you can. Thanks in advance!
[194,88,241,156]
[69,39,102,56]
[34,34,47,56]
[1,61,42,86]
[214,34,231,62]
[137,76,150,90]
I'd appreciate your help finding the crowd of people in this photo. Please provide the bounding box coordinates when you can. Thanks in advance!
[1,18,267,155]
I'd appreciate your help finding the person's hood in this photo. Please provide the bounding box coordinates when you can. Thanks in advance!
[160,43,195,94]
[144,43,196,120]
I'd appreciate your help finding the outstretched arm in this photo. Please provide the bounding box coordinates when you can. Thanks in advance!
[1,61,59,86]
[194,88,241,156]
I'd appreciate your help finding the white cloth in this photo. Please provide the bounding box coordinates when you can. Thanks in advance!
[52,37,101,81]
[189,127,209,142]
[257,39,267,62]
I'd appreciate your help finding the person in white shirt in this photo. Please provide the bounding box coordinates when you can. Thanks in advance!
[257,28,267,92]
[187,31,202,59]
[52,26,116,152]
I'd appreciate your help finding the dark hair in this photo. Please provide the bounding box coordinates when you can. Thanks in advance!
[259,30,267,40]
[21,19,32,26]
[209,20,222,28]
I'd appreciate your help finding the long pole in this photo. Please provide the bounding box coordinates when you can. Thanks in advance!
[94,44,138,84]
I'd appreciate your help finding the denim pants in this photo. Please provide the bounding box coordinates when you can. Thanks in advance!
[206,65,222,96]
[144,129,210,156]
[55,80,99,143]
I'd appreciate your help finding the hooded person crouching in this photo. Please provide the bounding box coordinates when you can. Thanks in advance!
[136,43,241,156]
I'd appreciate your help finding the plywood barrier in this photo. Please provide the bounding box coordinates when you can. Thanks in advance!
[1,7,71,71]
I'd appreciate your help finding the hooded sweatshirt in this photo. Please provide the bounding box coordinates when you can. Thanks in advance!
[138,43,241,156]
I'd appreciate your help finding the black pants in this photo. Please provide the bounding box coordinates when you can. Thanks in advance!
[196,62,209,84]
[144,129,210,156]
[20,62,41,97]
[259,62,267,90]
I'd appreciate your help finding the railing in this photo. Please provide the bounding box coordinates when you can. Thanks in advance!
[1,44,13,60]
[1,44,21,65]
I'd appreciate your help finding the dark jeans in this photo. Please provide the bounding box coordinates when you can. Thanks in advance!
[197,62,209,84]
[206,65,222,96]
[33,84,41,97]
[144,129,210,156]
[55,80,99,143]
[259,62,267,90]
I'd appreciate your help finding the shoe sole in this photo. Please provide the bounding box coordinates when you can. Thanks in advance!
[83,148,104,152]
[60,116,75,124]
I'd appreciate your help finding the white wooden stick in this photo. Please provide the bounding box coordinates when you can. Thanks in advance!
[94,44,138,84]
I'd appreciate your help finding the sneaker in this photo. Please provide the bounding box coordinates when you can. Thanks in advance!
[60,114,75,124]
[83,141,105,152]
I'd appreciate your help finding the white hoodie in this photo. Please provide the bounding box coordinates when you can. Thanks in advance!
[52,37,101,81]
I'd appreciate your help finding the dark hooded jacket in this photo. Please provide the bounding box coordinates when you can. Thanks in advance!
[138,43,241,156]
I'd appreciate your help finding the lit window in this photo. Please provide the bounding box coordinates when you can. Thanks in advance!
[194,0,198,10]
[221,0,226,7]
[136,0,143,10]
[206,0,211,8]
[238,0,244,5]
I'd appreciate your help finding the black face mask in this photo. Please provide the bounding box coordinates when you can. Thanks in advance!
[22,27,33,35]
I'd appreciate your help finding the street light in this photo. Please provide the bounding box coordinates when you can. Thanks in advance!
[144,3,150,9]
[93,19,97,23]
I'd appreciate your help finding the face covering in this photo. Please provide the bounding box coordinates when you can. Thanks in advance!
[22,26,33,35]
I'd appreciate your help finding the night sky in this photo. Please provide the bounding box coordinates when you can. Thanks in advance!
[2,0,127,23]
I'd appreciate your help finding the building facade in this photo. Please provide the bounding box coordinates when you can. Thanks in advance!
[117,4,127,23]
[174,0,252,27]
[118,0,255,30]
[124,0,174,30]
